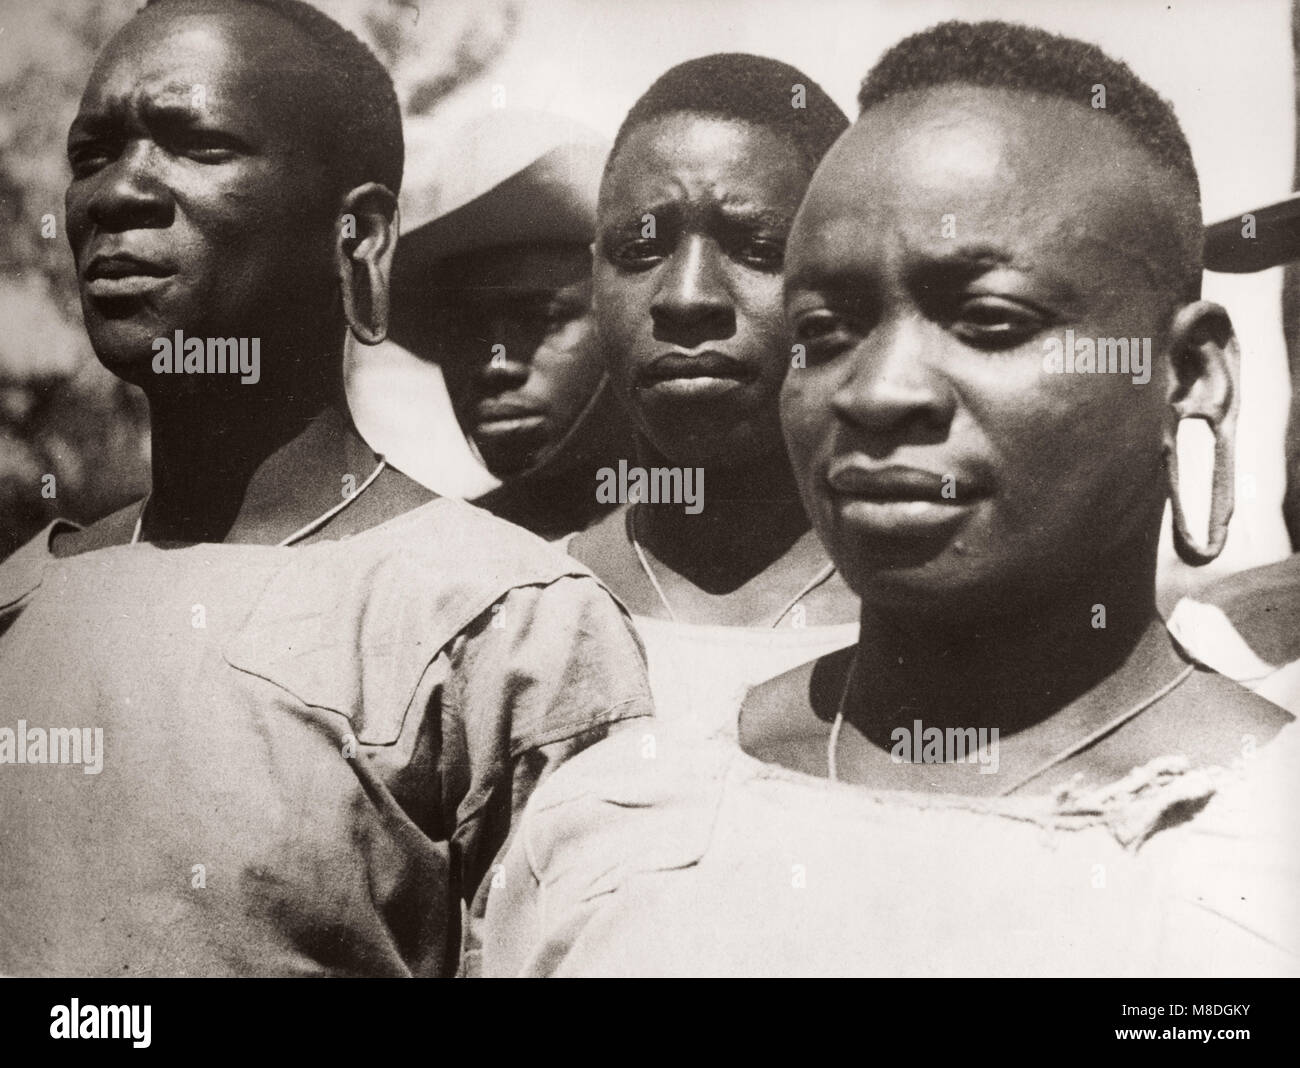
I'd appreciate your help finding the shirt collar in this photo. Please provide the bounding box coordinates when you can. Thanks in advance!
[0,519,83,610]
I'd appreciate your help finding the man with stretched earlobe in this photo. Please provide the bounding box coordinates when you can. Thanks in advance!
[484,22,1297,978]
[0,0,650,978]
[1164,196,1300,716]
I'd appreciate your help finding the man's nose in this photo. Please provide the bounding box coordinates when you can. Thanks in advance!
[475,316,535,386]
[83,140,172,233]
[831,315,957,439]
[650,235,735,345]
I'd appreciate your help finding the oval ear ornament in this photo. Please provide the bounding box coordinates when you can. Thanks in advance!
[1166,414,1234,566]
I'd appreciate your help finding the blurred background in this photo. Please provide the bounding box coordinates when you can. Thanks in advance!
[0,0,1294,605]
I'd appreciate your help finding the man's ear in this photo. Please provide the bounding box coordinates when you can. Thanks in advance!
[336,183,399,345]
[1163,300,1240,565]
[1165,300,1237,426]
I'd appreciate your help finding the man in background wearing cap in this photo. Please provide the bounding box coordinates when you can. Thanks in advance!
[387,111,634,539]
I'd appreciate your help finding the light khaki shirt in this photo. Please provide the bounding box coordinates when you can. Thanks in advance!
[0,498,651,976]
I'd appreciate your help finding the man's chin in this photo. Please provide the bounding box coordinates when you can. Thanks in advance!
[87,345,161,388]
[641,420,782,470]
[849,550,1049,627]
[472,436,549,481]
[84,313,166,378]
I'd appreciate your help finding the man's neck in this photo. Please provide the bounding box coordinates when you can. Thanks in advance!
[848,559,1170,740]
[141,381,354,544]
[631,439,821,592]
[476,465,609,539]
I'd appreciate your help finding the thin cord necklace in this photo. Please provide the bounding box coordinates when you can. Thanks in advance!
[629,503,837,628]
[130,456,388,547]
[826,653,1196,795]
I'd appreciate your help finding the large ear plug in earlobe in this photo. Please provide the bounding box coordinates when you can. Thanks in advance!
[338,188,398,346]
[1164,299,1238,566]
[1165,413,1234,565]
[343,258,389,345]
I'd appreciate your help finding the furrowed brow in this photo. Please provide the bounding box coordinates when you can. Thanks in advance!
[140,98,215,127]
[616,199,682,230]
[922,244,1016,271]
[68,113,114,142]
[717,204,793,231]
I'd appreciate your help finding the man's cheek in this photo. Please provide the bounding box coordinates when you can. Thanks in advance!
[64,208,89,259]
[544,319,590,359]
[744,305,788,352]
[780,409,821,472]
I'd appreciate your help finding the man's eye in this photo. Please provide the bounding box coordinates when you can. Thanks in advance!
[515,302,584,329]
[190,146,235,162]
[609,238,664,269]
[736,239,785,272]
[793,310,855,356]
[174,131,240,162]
[950,298,1044,349]
[542,298,587,325]
[67,143,115,178]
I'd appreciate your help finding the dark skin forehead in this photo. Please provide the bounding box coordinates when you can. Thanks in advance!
[71,2,337,192]
[787,86,1194,316]
[599,113,811,231]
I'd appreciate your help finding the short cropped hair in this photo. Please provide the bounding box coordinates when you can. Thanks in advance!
[857,20,1202,296]
[608,53,849,177]
[143,0,403,197]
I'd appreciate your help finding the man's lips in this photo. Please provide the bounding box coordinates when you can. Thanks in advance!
[472,400,548,436]
[825,458,987,537]
[827,460,960,500]
[83,252,174,299]
[636,350,756,397]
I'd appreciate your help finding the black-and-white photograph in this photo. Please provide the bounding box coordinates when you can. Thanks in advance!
[0,0,1295,1035]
